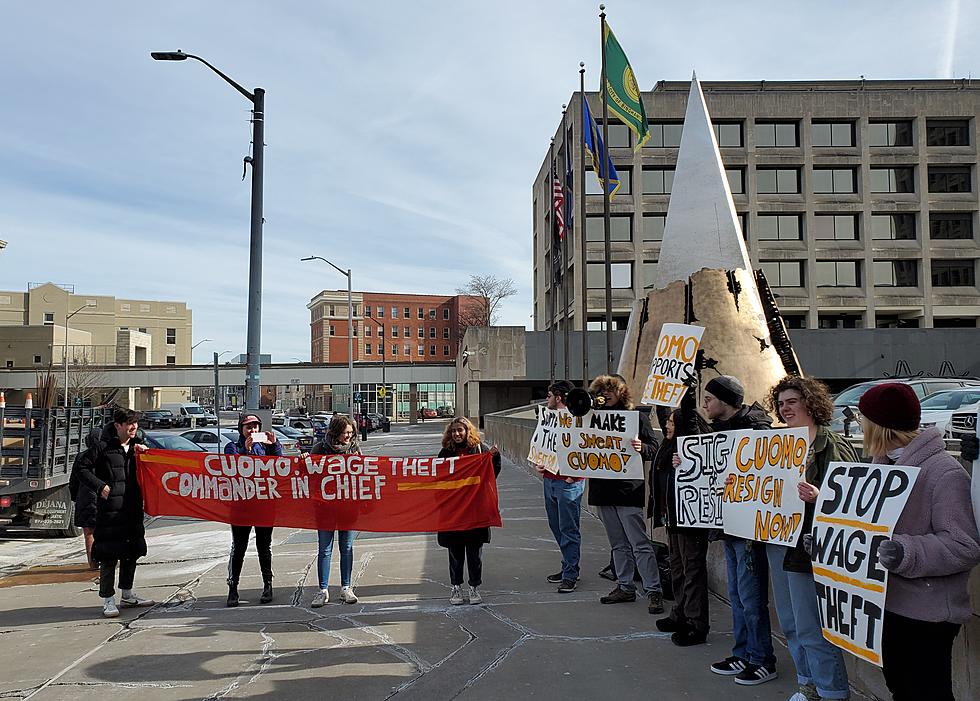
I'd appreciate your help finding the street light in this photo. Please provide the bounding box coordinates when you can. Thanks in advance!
[151,49,265,410]
[214,350,232,423]
[64,302,95,408]
[363,316,387,418]
[191,338,212,350]
[302,256,353,415]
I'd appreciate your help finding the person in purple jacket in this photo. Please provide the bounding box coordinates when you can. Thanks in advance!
[858,383,980,701]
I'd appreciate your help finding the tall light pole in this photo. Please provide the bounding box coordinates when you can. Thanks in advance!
[302,256,353,414]
[64,302,95,408]
[151,49,265,409]
[363,316,387,417]
[214,350,232,426]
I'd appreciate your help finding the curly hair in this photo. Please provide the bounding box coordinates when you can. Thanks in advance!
[767,375,835,426]
[442,417,482,450]
[327,415,357,444]
[588,374,634,410]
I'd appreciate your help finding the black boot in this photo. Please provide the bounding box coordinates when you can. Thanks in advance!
[260,578,273,604]
[226,582,239,608]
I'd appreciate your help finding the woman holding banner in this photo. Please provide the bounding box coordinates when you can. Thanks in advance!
[437,417,501,606]
[309,415,361,607]
[858,383,980,701]
[766,376,853,701]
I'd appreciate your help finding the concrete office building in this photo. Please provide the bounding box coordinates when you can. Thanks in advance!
[533,79,980,335]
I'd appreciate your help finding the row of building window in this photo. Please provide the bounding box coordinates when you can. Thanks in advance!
[608,118,971,149]
[327,324,452,339]
[779,313,976,330]
[361,344,452,357]
[585,165,972,196]
[352,306,451,320]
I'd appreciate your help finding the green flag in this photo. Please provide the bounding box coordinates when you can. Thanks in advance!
[603,24,649,150]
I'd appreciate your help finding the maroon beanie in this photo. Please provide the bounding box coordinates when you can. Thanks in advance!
[858,383,921,431]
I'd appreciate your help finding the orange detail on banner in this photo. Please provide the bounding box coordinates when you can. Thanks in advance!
[137,450,502,532]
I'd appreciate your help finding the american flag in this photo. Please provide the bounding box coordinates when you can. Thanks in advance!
[552,175,565,240]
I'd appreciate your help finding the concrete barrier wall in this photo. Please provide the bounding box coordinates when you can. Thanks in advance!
[484,408,980,701]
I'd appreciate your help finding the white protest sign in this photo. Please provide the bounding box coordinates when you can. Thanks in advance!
[811,461,919,667]
[675,432,730,528]
[527,407,564,474]
[556,410,642,480]
[642,323,705,407]
[719,427,810,545]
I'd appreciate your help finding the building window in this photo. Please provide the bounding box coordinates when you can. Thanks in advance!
[400,307,408,319]
[365,343,372,355]
[365,326,372,337]
[643,260,658,289]
[876,315,920,329]
[642,168,674,195]
[816,261,861,287]
[166,355,176,365]
[404,345,411,356]
[378,326,384,337]
[757,214,802,241]
[443,345,450,356]
[365,306,372,317]
[586,214,632,241]
[391,306,398,318]
[645,122,683,148]
[871,213,917,240]
[391,327,398,338]
[329,305,335,316]
[418,345,425,356]
[868,121,913,147]
[352,323,358,337]
[813,168,857,194]
[165,305,176,314]
[138,327,147,334]
[813,214,858,241]
[430,344,437,356]
[402,326,409,338]
[443,308,449,320]
[755,121,799,147]
[934,317,978,328]
[783,314,807,329]
[429,327,436,338]
[726,168,744,194]
[587,262,633,289]
[429,309,436,319]
[871,167,915,193]
[713,122,743,147]
[812,121,855,147]
[139,304,150,313]
[391,345,398,356]
[166,328,176,344]
[818,313,863,329]
[926,119,970,147]
[760,261,804,287]
[928,166,971,193]
[121,303,131,312]
[757,168,800,194]
[586,167,631,195]
[642,214,666,242]
[931,260,976,287]
[597,120,631,148]
[874,260,918,287]
[43,312,54,325]
[418,307,424,319]
[33,354,42,364]
[5,360,12,368]
[443,327,450,339]
[929,213,973,240]
[352,304,358,316]
[329,325,335,336]
[377,306,384,317]
[418,327,424,338]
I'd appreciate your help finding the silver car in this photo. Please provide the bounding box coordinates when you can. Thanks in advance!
[180,427,300,456]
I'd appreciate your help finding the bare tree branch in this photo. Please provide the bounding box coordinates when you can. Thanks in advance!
[455,274,518,336]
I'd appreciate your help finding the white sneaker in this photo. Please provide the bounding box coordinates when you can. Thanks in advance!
[449,585,464,605]
[340,586,358,604]
[119,593,155,608]
[311,589,329,608]
[468,586,483,604]
[102,598,119,618]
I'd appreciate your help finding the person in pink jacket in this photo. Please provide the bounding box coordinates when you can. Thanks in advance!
[858,383,980,701]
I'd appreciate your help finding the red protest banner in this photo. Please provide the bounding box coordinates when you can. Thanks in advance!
[137,450,502,532]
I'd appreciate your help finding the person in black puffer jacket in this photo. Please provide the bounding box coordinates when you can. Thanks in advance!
[75,408,154,618]
[70,427,102,570]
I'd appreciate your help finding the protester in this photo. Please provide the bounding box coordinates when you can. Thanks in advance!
[698,375,779,686]
[532,380,584,593]
[70,427,103,570]
[651,402,713,646]
[224,412,283,607]
[586,374,664,614]
[437,417,501,605]
[767,376,853,701]
[74,408,154,618]
[309,415,360,607]
[858,383,980,701]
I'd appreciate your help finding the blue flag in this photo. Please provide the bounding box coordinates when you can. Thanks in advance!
[582,95,620,199]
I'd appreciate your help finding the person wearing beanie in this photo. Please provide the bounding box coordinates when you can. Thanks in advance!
[533,380,585,593]
[859,383,980,701]
[224,412,283,607]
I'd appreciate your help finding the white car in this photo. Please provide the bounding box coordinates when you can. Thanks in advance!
[918,388,980,438]
[180,427,300,456]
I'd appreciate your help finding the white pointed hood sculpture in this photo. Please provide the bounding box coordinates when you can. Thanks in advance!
[618,74,800,408]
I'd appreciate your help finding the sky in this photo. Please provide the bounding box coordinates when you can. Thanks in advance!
[0,0,975,363]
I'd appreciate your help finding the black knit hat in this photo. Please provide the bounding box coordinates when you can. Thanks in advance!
[858,383,921,431]
[548,380,574,400]
[705,375,744,408]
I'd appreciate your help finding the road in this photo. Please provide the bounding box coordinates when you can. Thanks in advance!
[0,422,841,700]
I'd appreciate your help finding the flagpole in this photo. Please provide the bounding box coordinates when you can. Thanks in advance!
[579,62,589,386]
[599,4,613,374]
[548,137,557,384]
[561,103,571,381]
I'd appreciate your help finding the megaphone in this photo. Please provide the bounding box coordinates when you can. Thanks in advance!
[566,388,606,417]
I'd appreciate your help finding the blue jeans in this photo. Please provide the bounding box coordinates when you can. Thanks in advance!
[724,538,776,666]
[767,544,849,699]
[543,477,584,581]
[317,530,356,589]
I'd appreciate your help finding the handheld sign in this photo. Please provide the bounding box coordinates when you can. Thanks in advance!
[675,432,730,529]
[810,462,919,667]
[642,323,705,407]
[527,406,563,474]
[557,410,642,480]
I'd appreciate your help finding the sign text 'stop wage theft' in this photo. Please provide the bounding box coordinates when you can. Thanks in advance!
[642,323,705,408]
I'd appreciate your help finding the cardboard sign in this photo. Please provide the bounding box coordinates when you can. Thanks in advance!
[527,407,564,474]
[811,462,919,667]
[641,323,705,407]
[556,410,642,480]
[138,450,502,532]
[675,432,730,529]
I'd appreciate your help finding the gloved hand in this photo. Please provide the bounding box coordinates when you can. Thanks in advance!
[801,533,815,557]
[960,434,979,462]
[877,538,905,571]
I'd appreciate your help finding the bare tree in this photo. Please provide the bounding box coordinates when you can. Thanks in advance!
[67,356,116,407]
[456,274,518,333]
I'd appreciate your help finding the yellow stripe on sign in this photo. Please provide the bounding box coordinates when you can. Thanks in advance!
[140,453,201,469]
[821,629,881,665]
[811,566,885,594]
[814,515,890,533]
[397,477,482,491]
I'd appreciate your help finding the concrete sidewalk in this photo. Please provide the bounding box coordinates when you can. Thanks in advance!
[0,424,827,700]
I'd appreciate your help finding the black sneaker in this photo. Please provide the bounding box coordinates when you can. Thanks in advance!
[598,565,616,582]
[546,571,564,584]
[557,579,577,593]
[655,616,681,632]
[733,663,777,686]
[710,656,748,676]
[671,628,707,647]
[600,587,636,604]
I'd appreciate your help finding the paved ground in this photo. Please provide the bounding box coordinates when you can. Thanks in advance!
[0,422,848,700]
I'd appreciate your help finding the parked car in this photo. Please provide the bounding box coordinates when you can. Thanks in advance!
[436,406,454,418]
[918,388,980,438]
[275,425,314,451]
[160,402,218,428]
[418,407,438,419]
[143,431,209,451]
[279,416,316,436]
[831,377,980,436]
[180,427,301,456]
[141,409,175,429]
[367,412,391,431]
